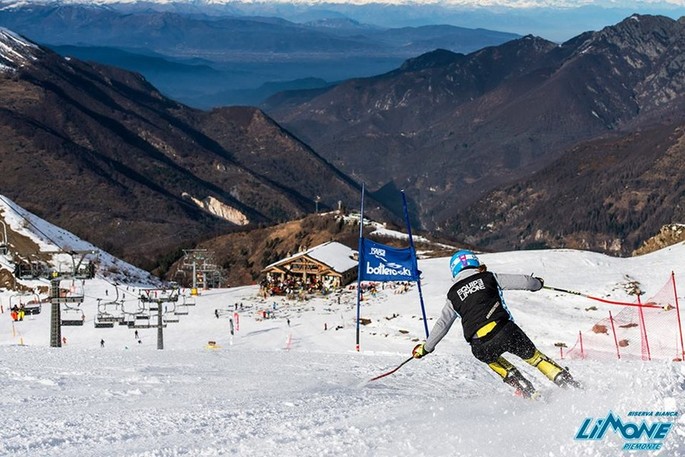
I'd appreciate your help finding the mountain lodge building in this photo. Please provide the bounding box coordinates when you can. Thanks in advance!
[262,241,358,291]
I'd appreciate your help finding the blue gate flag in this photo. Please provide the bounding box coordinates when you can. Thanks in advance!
[358,238,419,282]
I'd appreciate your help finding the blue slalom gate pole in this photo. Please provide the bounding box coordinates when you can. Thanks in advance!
[401,190,429,338]
[355,184,365,352]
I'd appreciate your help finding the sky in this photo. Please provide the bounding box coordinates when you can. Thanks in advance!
[1,195,685,456]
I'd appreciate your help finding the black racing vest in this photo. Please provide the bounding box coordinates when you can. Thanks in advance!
[446,271,511,342]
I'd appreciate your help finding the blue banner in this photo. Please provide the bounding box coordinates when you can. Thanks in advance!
[358,238,419,282]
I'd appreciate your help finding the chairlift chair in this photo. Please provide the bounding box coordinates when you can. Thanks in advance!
[96,298,124,323]
[61,307,85,326]
[94,318,115,328]
[163,315,180,323]
[24,297,42,315]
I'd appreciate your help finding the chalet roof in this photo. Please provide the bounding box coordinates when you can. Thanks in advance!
[264,241,357,274]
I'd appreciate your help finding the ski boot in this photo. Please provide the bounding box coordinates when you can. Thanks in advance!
[553,369,582,389]
[503,369,538,399]
[525,350,581,389]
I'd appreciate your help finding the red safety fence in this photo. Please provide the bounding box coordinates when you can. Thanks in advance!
[562,272,684,362]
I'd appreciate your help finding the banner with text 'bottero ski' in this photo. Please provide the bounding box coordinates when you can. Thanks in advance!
[358,238,419,282]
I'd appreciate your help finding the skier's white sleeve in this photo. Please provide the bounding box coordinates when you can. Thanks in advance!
[424,300,458,353]
[493,273,543,291]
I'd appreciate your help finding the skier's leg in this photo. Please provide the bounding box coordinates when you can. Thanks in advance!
[487,355,513,378]
[525,349,581,387]
[471,322,538,397]
[487,356,537,398]
[524,349,563,381]
[504,321,581,389]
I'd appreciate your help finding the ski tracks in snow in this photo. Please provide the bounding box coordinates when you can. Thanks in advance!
[1,347,685,456]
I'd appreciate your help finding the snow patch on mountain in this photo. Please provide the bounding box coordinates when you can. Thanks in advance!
[183,193,249,225]
[0,26,37,71]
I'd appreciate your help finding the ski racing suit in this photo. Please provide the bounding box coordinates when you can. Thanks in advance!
[423,268,573,395]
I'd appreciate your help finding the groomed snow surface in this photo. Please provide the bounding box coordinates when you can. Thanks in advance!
[2,247,685,456]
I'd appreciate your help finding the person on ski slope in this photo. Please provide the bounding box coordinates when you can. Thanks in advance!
[411,250,579,398]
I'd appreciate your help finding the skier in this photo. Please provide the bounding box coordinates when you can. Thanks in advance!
[411,250,579,398]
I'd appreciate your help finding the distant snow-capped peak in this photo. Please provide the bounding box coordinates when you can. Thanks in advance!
[0,27,38,72]
[2,0,685,9]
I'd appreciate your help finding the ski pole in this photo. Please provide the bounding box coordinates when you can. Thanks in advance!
[368,356,414,382]
[543,286,663,309]
[543,285,589,297]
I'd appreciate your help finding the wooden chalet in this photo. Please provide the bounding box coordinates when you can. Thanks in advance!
[262,241,358,289]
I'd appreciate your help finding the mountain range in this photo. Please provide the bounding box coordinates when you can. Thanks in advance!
[3,0,683,41]
[265,14,685,255]
[3,12,685,281]
[0,2,520,106]
[0,27,378,273]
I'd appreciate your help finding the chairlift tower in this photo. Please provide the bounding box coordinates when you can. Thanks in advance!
[47,251,95,347]
[139,287,179,350]
[49,275,85,347]
[181,249,225,291]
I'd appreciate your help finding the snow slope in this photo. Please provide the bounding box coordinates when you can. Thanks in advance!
[0,194,159,285]
[1,198,685,455]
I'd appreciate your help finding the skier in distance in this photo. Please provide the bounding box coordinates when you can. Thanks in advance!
[411,250,580,398]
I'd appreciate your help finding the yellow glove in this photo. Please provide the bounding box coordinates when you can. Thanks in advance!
[412,343,429,359]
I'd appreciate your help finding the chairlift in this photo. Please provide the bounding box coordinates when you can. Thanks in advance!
[163,315,180,323]
[94,318,114,328]
[119,312,136,326]
[23,294,42,315]
[61,306,85,326]
[127,321,166,329]
[119,299,146,325]
[74,261,96,280]
[127,321,150,329]
[69,251,97,279]
[96,298,124,323]
[14,261,37,279]
[127,303,153,328]
[174,295,193,315]
[118,299,151,326]
[10,293,42,316]
[94,311,120,324]
[57,280,85,302]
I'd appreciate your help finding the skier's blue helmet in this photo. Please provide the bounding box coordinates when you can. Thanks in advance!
[449,250,481,278]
